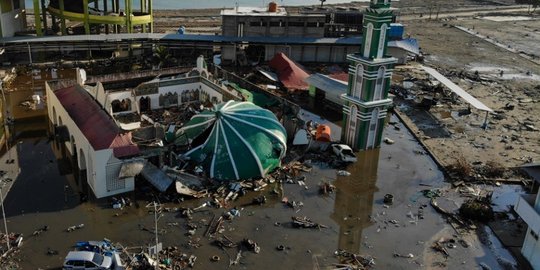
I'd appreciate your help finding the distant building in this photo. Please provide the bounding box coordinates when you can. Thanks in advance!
[32,0,153,36]
[221,4,326,39]
[515,163,540,269]
[0,0,26,37]
[45,57,239,198]
[219,2,416,65]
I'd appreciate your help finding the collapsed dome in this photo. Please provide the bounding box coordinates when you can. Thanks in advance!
[179,101,287,181]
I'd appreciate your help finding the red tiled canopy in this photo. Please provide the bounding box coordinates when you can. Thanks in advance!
[54,85,139,158]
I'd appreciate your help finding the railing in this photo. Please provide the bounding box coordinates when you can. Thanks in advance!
[86,66,193,84]
[515,194,540,235]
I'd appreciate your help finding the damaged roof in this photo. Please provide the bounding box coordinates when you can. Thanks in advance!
[179,101,287,181]
[269,53,310,91]
[54,85,140,158]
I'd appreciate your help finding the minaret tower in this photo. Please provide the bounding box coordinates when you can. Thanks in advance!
[341,0,396,150]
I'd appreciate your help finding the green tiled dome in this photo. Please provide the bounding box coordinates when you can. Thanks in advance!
[179,101,287,181]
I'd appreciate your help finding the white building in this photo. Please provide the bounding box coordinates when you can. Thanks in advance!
[515,163,540,269]
[0,0,25,37]
[46,57,234,198]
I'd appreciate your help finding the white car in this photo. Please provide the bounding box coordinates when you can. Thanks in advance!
[63,251,112,270]
[331,144,357,163]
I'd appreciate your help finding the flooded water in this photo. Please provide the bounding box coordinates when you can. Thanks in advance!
[4,69,75,120]
[0,107,521,269]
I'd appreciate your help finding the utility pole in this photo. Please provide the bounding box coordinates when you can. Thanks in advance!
[0,186,9,251]
[146,201,161,270]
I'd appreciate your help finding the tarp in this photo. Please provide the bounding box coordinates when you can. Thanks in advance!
[141,163,173,192]
[269,53,310,91]
[421,66,493,112]
[179,101,287,181]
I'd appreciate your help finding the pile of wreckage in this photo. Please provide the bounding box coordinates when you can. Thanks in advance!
[0,232,24,269]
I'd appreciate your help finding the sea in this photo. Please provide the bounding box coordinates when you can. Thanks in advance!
[25,0,363,10]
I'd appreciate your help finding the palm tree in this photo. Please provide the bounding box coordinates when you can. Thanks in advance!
[153,46,176,69]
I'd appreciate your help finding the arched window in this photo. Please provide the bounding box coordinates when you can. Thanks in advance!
[354,64,363,99]
[377,24,388,58]
[52,107,57,125]
[348,105,358,147]
[363,23,374,58]
[374,67,385,100]
[366,108,379,149]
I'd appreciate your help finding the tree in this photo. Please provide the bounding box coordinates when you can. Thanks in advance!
[320,0,326,7]
[152,46,176,70]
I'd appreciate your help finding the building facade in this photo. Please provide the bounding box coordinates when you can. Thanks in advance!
[45,58,238,198]
[341,0,396,150]
[0,0,25,37]
[515,164,540,269]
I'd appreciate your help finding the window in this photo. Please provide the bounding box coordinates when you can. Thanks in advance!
[377,24,388,58]
[307,22,318,27]
[85,261,97,267]
[288,21,304,27]
[374,67,385,100]
[269,21,281,27]
[531,229,539,240]
[363,23,373,58]
[354,64,363,99]
[92,253,104,265]
[13,0,20,10]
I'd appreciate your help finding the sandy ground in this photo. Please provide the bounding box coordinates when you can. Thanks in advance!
[396,15,540,171]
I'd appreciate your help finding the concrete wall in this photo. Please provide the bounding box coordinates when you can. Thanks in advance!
[264,45,358,63]
[135,80,223,110]
[222,15,325,38]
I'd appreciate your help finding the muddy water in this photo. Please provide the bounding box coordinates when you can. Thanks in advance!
[4,69,75,120]
[1,113,517,269]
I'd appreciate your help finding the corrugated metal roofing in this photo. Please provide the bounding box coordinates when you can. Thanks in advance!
[421,66,493,112]
[3,33,416,51]
[141,162,173,192]
[54,85,140,157]
[180,101,287,181]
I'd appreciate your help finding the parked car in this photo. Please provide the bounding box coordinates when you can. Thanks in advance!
[63,251,112,270]
[331,144,357,163]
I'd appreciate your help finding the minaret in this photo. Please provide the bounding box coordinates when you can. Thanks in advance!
[341,0,396,150]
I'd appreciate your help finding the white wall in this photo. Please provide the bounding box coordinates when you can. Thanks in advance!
[46,83,135,199]
[0,4,25,37]
[136,80,223,110]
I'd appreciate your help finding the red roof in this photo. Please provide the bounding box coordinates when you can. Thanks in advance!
[54,85,139,158]
[269,53,310,91]
[329,72,349,83]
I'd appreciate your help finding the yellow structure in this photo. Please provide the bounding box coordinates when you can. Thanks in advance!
[33,0,153,36]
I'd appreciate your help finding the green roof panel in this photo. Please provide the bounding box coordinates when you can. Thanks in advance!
[180,101,287,181]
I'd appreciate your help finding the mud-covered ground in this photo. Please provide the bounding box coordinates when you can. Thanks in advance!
[397,14,540,170]
[0,113,522,270]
